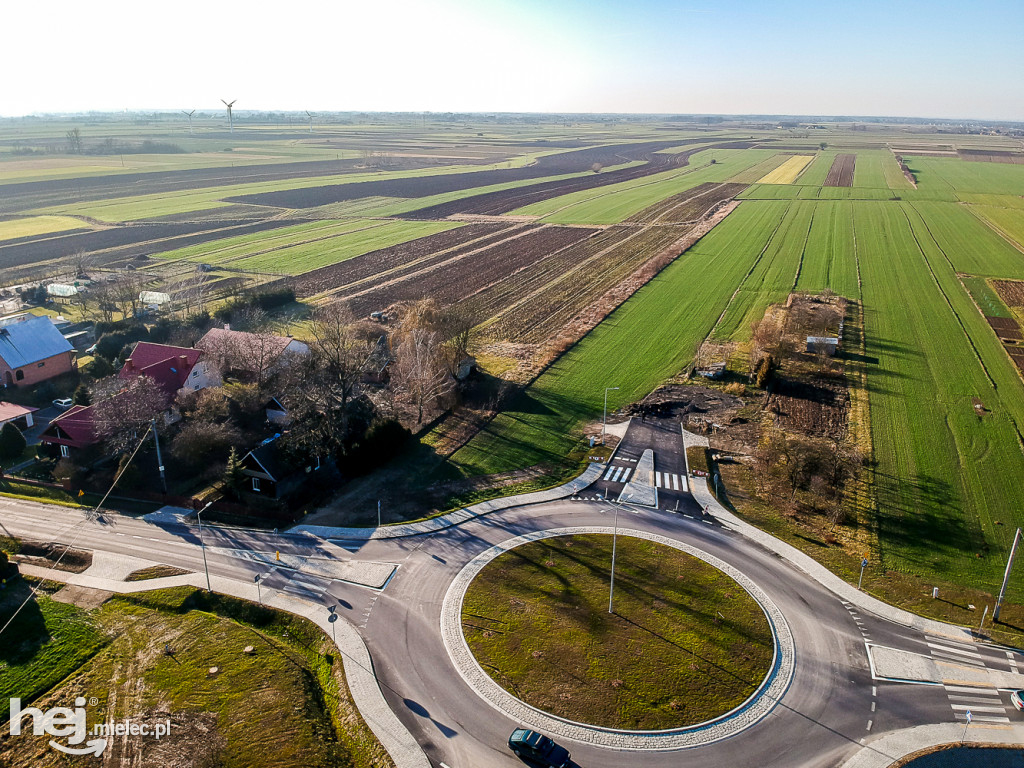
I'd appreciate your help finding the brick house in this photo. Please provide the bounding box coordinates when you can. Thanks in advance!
[0,315,76,388]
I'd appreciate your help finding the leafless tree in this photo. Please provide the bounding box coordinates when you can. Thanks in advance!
[392,326,455,425]
[90,375,169,455]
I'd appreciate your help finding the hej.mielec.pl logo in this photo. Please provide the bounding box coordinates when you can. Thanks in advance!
[9,697,172,757]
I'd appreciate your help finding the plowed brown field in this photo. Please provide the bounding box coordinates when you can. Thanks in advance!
[824,154,856,187]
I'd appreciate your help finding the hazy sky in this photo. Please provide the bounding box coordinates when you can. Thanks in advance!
[4,0,1022,120]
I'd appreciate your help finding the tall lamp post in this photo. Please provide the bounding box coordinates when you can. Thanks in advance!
[196,501,214,592]
[607,494,634,614]
[602,386,620,445]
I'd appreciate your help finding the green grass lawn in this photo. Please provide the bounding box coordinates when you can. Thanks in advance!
[0,584,390,767]
[462,534,773,730]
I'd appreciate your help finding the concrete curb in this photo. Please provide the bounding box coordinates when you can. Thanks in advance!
[15,563,426,768]
[839,723,1024,768]
[293,462,604,540]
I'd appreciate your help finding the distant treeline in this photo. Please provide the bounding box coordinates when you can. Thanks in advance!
[13,138,186,156]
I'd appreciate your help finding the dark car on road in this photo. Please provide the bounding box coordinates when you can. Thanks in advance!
[508,728,571,767]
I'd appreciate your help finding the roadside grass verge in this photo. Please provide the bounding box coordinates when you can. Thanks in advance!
[0,584,391,767]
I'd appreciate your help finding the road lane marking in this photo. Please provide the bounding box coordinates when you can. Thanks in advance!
[603,466,616,481]
[672,474,680,491]
[866,720,872,731]
[655,472,662,488]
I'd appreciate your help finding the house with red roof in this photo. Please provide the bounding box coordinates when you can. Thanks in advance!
[38,404,97,458]
[118,342,220,399]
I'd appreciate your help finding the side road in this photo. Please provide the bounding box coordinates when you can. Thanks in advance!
[16,562,429,768]
[292,462,605,540]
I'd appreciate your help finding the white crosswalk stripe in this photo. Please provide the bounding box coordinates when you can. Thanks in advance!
[944,684,997,694]
[655,472,662,488]
[603,466,615,481]
[612,466,624,483]
[950,703,1005,713]
[621,468,632,482]
[928,641,983,660]
[672,473,680,491]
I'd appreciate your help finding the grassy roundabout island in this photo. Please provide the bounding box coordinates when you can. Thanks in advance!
[461,534,774,730]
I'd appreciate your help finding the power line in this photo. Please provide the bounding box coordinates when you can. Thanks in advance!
[0,424,155,639]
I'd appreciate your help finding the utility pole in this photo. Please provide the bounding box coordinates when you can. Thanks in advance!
[994,528,1022,621]
[151,418,168,494]
[602,386,619,446]
[197,501,213,592]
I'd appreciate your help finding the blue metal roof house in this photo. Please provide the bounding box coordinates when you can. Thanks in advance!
[0,315,76,388]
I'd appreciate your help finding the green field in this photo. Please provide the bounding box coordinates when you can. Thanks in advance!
[509,148,775,224]
[968,203,1024,253]
[157,219,459,275]
[910,156,1024,197]
[0,215,91,241]
[450,200,789,474]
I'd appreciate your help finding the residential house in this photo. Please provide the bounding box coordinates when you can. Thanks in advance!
[0,315,76,388]
[38,404,97,458]
[119,342,220,400]
[196,327,308,383]
[239,435,322,499]
[0,402,38,430]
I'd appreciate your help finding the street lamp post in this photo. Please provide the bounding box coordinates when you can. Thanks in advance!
[602,386,620,446]
[196,501,213,592]
[607,494,634,614]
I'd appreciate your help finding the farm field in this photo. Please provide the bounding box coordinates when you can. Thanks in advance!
[508,148,772,224]
[824,154,856,187]
[157,219,459,275]
[8,119,1024,598]
[0,215,92,241]
[450,200,789,474]
[756,155,813,184]
[968,203,1024,253]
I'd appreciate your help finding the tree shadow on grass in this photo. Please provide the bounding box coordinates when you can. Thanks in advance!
[0,580,49,666]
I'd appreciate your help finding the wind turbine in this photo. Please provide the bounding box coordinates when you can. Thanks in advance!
[305,110,314,134]
[221,99,236,133]
[182,109,196,135]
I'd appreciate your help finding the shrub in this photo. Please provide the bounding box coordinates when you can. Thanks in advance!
[171,421,241,469]
[0,423,27,462]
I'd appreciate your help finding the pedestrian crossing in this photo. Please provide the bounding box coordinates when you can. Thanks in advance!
[655,471,687,492]
[942,684,1010,723]
[601,464,688,492]
[602,465,633,483]
[927,639,986,668]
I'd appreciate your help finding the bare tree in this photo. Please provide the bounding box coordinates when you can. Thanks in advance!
[90,375,169,455]
[66,128,83,155]
[111,273,145,320]
[392,326,455,425]
[281,302,373,458]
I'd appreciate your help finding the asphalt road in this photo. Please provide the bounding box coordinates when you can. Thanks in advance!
[3,419,1022,768]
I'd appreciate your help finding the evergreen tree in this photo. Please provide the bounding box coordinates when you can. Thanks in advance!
[223,447,245,497]
[0,422,27,463]
[72,383,91,406]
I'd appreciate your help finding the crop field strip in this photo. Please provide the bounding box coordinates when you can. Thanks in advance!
[478,225,693,343]
[0,217,304,274]
[156,218,460,276]
[823,154,856,187]
[966,203,1024,254]
[0,215,94,242]
[510,148,774,225]
[755,155,814,185]
[291,223,513,298]
[332,225,598,318]
[449,200,790,475]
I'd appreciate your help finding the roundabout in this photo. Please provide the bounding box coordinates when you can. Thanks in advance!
[439,526,796,750]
